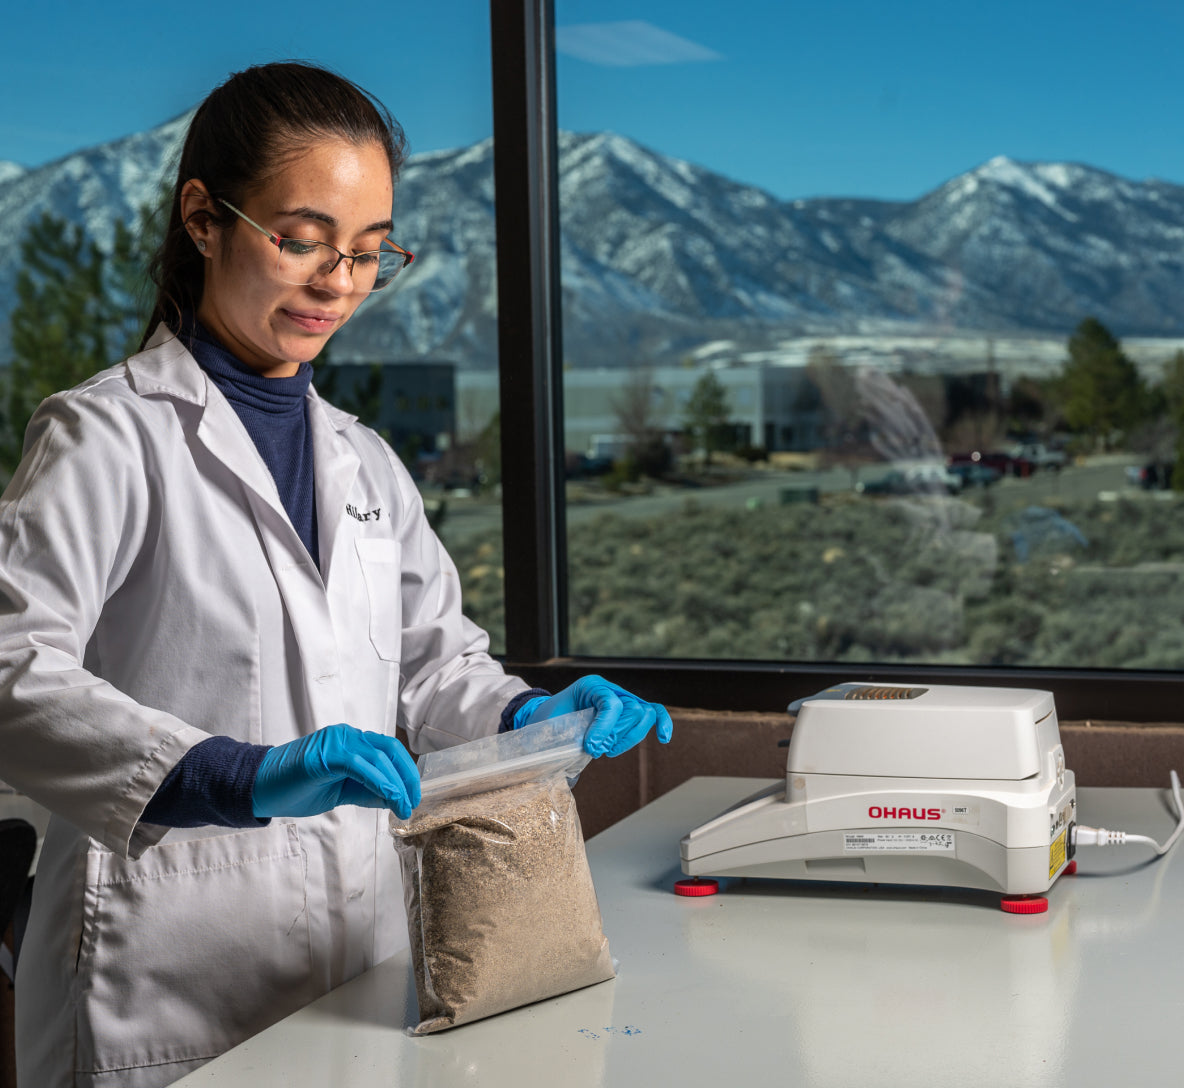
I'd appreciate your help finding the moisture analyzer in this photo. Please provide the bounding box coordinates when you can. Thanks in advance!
[680,683,1083,908]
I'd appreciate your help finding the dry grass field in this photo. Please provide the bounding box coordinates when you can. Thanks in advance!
[449,488,1184,670]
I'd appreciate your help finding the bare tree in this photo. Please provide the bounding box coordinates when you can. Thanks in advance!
[805,345,872,485]
[611,365,671,477]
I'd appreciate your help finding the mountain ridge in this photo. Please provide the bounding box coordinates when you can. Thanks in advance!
[1,117,1182,370]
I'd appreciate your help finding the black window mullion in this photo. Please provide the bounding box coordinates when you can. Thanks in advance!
[489,0,568,665]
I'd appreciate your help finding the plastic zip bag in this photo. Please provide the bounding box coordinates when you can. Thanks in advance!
[391,710,615,1034]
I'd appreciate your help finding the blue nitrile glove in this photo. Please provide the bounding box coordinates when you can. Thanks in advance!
[252,724,421,820]
[514,675,674,758]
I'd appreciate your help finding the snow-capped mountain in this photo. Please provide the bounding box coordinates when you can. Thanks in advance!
[881,156,1184,335]
[0,115,191,253]
[0,114,192,360]
[2,116,1184,370]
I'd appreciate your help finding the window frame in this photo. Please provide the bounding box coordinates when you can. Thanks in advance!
[487,0,1184,723]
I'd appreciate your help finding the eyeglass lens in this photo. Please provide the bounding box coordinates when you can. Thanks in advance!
[276,240,408,292]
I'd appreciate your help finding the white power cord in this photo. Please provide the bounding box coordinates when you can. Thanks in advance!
[1072,771,1184,856]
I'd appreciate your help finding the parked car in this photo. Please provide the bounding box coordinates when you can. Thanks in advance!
[565,452,614,479]
[856,463,961,496]
[947,461,1002,488]
[855,470,912,495]
[1010,442,1067,471]
[948,449,1032,478]
[1126,461,1174,490]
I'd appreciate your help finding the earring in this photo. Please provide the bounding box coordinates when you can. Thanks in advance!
[196,240,207,253]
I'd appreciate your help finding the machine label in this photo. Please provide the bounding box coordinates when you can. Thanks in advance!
[1049,828,1068,877]
[946,804,981,827]
[843,832,955,854]
[868,806,942,820]
[864,803,980,827]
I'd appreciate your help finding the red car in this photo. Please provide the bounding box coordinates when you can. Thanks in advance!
[947,450,1033,478]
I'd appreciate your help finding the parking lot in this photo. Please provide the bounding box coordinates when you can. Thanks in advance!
[436,454,1149,545]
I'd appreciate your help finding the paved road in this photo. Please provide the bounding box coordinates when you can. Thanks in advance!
[435,455,1149,547]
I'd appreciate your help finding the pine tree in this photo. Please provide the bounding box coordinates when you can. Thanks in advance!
[1060,317,1146,451]
[682,370,732,467]
[1,202,161,478]
[1,214,110,472]
[106,206,160,361]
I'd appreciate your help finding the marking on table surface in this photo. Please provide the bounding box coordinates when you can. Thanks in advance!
[578,1025,643,1039]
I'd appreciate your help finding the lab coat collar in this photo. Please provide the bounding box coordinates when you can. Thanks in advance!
[126,324,361,436]
[126,324,208,406]
[128,323,364,583]
[309,388,358,434]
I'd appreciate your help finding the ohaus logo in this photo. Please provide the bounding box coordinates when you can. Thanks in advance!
[868,806,942,820]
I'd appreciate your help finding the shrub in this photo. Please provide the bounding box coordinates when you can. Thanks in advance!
[447,492,1184,669]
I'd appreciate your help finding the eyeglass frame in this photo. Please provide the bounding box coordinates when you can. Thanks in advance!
[216,198,414,291]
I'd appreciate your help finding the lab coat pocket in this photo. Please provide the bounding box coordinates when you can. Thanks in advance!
[74,822,317,1078]
[356,537,403,662]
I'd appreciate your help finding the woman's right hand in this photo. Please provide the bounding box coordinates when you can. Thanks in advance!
[251,724,420,820]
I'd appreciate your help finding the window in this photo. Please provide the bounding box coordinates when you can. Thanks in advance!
[4,3,1181,721]
[489,0,1184,720]
[0,4,505,647]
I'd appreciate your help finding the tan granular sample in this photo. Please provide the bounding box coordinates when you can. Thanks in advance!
[392,777,615,1034]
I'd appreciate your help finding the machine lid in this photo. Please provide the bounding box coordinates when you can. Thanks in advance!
[787,683,1058,780]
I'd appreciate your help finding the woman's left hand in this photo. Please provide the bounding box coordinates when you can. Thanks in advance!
[516,675,674,757]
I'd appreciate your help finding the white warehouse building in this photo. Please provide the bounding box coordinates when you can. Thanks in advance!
[457,364,827,457]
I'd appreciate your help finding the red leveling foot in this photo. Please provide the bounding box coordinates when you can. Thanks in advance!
[1000,895,1048,914]
[674,878,719,897]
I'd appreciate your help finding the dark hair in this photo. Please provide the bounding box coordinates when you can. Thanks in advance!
[141,60,407,346]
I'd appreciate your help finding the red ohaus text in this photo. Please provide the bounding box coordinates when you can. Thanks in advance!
[867,806,943,820]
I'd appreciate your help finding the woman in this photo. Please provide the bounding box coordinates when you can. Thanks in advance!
[0,61,671,1088]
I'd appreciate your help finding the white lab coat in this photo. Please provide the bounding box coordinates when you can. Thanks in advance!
[0,326,526,1087]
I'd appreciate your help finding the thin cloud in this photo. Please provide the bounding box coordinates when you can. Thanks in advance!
[556,21,723,67]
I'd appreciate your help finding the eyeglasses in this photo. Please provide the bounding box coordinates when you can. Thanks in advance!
[218,199,414,292]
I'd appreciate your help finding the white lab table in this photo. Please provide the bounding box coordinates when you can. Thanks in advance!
[172,778,1184,1087]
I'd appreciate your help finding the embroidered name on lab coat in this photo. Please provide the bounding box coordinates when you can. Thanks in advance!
[346,504,382,522]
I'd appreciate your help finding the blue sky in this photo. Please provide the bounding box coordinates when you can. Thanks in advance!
[3,0,1183,201]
